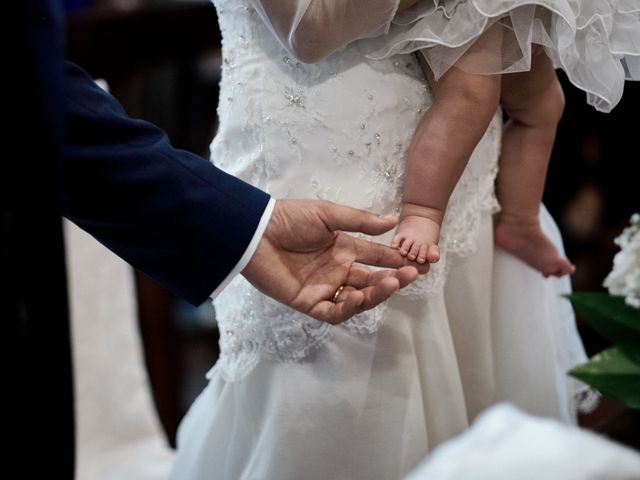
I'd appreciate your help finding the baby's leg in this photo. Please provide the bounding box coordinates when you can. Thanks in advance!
[393,59,501,263]
[497,46,575,277]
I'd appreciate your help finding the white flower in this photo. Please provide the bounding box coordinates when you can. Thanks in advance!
[603,214,640,309]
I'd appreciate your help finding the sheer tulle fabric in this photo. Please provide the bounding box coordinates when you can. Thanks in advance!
[251,0,401,62]
[362,0,640,112]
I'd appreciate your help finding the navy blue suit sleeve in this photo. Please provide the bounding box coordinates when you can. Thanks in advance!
[61,62,270,305]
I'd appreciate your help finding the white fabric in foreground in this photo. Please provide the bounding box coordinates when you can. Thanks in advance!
[406,403,640,480]
[65,221,174,480]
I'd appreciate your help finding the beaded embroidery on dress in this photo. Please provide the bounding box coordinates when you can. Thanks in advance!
[210,0,500,381]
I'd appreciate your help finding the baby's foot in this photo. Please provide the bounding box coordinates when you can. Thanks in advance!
[392,205,442,264]
[494,215,575,277]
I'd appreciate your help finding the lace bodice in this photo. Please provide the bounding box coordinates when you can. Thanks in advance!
[210,0,501,381]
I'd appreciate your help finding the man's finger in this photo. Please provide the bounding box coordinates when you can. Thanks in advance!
[308,276,400,324]
[345,268,376,289]
[333,285,356,303]
[321,201,397,236]
[394,266,419,287]
[308,295,360,324]
[355,276,401,311]
[346,266,419,289]
[349,236,430,273]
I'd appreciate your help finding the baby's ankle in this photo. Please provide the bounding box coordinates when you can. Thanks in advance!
[400,202,444,226]
[497,211,540,228]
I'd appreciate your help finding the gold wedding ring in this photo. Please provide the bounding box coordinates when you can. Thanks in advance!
[332,285,345,303]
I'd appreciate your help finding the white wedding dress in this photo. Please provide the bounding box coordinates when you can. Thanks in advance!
[171,1,599,478]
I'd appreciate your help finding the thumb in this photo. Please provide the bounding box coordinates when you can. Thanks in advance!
[320,201,397,235]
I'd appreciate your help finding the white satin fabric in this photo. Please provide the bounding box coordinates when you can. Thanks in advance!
[170,2,593,478]
[406,403,640,480]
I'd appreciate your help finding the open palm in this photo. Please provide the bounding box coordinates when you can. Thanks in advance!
[242,199,427,323]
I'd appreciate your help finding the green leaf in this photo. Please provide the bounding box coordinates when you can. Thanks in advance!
[566,292,640,365]
[570,347,640,409]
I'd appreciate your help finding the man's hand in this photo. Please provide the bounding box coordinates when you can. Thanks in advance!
[242,199,428,324]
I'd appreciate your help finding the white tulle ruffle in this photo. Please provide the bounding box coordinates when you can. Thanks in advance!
[363,0,640,112]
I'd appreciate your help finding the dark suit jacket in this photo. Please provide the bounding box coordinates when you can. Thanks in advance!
[7,1,269,476]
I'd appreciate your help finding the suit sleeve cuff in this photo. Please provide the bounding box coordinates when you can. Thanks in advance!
[209,197,276,300]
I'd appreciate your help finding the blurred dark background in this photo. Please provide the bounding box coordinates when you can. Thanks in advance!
[63,0,639,451]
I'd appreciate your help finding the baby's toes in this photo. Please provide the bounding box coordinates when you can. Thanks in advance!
[407,241,422,261]
[545,258,575,278]
[416,244,429,264]
[427,244,440,263]
[399,238,413,256]
[558,258,576,276]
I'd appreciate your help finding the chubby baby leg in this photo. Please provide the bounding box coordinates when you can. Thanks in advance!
[395,56,501,264]
[497,46,575,277]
